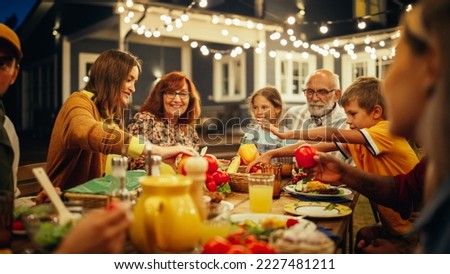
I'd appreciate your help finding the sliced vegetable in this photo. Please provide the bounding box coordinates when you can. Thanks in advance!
[226,156,241,173]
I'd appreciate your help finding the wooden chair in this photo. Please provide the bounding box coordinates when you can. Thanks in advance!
[17,162,47,197]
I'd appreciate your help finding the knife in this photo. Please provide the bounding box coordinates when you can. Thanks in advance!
[200,146,208,156]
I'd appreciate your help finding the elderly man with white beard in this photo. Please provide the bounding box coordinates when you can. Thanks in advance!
[280,69,349,161]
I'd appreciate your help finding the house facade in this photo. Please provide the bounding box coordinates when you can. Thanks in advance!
[6,0,413,142]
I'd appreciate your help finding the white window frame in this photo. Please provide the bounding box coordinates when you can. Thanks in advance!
[274,50,316,103]
[78,52,99,90]
[375,48,394,79]
[341,48,394,88]
[341,52,376,88]
[212,53,247,102]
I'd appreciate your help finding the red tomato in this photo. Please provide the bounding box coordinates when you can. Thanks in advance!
[203,154,219,174]
[226,245,251,254]
[227,230,246,245]
[244,234,258,245]
[249,164,262,173]
[248,241,277,254]
[202,236,232,254]
[294,144,318,169]
[206,173,217,192]
[212,170,230,185]
[12,219,24,231]
[286,218,299,228]
[206,181,216,192]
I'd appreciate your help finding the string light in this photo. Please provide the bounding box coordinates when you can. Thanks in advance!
[319,23,328,34]
[357,18,367,30]
[118,0,406,61]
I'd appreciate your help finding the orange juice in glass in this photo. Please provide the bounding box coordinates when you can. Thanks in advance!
[248,174,274,213]
[200,203,232,244]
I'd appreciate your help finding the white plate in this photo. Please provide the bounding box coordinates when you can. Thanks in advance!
[230,213,316,230]
[220,200,234,211]
[14,196,36,209]
[284,184,352,198]
[203,196,234,211]
[13,228,26,235]
[284,202,352,218]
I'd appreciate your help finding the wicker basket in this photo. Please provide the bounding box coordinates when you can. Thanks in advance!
[64,192,109,209]
[228,173,249,193]
[64,190,140,209]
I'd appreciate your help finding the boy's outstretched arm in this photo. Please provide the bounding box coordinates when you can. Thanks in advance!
[263,124,367,145]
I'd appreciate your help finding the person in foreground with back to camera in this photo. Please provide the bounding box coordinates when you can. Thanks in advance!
[127,71,201,170]
[0,23,130,254]
[43,50,197,193]
[240,86,285,154]
[253,76,420,253]
[304,0,450,253]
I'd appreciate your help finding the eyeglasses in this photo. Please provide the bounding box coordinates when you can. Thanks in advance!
[303,88,335,97]
[163,90,190,100]
[0,56,16,71]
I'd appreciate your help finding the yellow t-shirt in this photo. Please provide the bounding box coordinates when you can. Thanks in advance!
[336,120,419,234]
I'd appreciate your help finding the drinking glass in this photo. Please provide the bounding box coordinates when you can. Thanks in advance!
[275,157,295,177]
[199,202,232,245]
[260,163,283,199]
[248,174,274,213]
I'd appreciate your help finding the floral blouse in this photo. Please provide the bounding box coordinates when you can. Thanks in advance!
[127,111,200,170]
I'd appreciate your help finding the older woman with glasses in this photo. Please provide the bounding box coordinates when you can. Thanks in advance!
[128,71,201,170]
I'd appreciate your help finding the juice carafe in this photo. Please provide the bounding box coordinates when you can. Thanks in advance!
[129,174,201,253]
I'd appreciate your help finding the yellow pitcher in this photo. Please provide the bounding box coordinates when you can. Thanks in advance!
[129,174,201,253]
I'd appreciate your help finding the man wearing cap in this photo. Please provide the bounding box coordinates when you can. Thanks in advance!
[0,23,22,200]
[0,23,22,252]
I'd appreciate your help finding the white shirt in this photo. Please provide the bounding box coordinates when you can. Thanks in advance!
[4,115,20,197]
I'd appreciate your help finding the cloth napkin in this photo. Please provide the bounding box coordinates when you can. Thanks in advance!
[65,170,147,195]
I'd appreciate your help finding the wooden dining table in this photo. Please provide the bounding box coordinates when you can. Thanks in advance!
[11,181,359,254]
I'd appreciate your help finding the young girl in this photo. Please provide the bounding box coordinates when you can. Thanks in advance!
[241,86,284,154]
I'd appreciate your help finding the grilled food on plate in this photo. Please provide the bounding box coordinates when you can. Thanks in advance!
[303,181,340,195]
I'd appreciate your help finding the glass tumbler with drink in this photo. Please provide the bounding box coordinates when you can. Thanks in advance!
[260,162,283,199]
[200,202,232,245]
[248,174,275,213]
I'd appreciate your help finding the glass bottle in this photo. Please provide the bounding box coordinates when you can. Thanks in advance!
[109,156,131,204]
[150,155,161,176]
[144,143,152,175]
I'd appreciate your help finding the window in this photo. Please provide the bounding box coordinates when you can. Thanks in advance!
[274,51,316,103]
[375,49,394,79]
[78,53,99,90]
[212,53,246,102]
[352,61,368,79]
[354,0,387,24]
[341,48,392,87]
[342,53,374,88]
